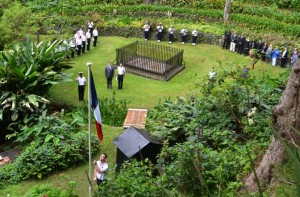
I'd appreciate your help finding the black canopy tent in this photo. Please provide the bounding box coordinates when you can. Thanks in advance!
[113,127,162,172]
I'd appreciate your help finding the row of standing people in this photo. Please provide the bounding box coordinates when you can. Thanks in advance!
[69,20,99,58]
[75,63,126,101]
[222,30,299,68]
[143,22,200,46]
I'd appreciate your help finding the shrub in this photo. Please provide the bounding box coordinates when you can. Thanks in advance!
[0,131,99,187]
[98,92,129,126]
[24,183,78,197]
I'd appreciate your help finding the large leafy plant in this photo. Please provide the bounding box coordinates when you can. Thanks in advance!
[0,37,72,136]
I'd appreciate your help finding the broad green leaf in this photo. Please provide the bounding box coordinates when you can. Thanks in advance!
[45,134,53,143]
[53,137,60,146]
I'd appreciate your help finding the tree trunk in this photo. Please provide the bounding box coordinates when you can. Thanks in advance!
[244,60,300,191]
[224,0,231,22]
[144,0,154,4]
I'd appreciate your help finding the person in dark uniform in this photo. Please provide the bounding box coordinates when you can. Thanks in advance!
[237,33,245,54]
[244,37,250,56]
[223,29,231,49]
[105,62,114,89]
[280,47,289,68]
[75,72,86,101]
[117,63,125,90]
[261,42,268,61]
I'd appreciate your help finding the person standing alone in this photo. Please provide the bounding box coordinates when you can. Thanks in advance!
[76,72,86,101]
[105,62,114,89]
[94,153,109,186]
[117,63,125,90]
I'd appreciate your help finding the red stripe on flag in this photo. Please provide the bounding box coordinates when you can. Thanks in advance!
[95,121,103,141]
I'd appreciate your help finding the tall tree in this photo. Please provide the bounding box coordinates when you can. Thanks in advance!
[224,0,231,22]
[244,60,300,191]
[0,2,31,50]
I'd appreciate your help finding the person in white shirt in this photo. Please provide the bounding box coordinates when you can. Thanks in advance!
[156,22,164,42]
[143,22,150,41]
[87,20,94,32]
[117,63,126,90]
[93,27,99,47]
[168,25,175,44]
[181,26,188,44]
[94,153,109,186]
[75,72,86,101]
[86,29,91,51]
[74,31,80,40]
[78,27,84,37]
[191,27,199,46]
[69,38,76,58]
[81,31,87,53]
[75,36,82,56]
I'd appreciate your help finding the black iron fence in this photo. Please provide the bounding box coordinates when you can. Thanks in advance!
[116,41,184,81]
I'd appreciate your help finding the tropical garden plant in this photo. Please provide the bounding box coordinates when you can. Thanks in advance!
[0,37,72,139]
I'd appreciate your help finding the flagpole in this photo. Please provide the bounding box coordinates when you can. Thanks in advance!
[87,62,92,196]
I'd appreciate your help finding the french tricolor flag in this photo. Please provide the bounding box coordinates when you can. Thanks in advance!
[90,69,103,142]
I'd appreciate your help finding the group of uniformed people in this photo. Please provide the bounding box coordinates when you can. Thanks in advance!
[69,20,99,58]
[143,22,200,46]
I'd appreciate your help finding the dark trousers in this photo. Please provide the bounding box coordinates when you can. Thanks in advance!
[181,35,187,43]
[223,39,230,49]
[238,44,244,54]
[82,41,86,53]
[157,32,162,41]
[87,38,91,50]
[106,77,113,88]
[93,36,98,46]
[144,31,149,40]
[280,57,287,68]
[192,36,197,43]
[244,48,249,56]
[76,45,81,56]
[71,47,75,58]
[168,34,174,42]
[78,85,85,101]
[117,74,124,89]
[261,53,266,61]
[96,179,106,186]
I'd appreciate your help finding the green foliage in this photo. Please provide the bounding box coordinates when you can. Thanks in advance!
[0,37,72,136]
[24,183,78,197]
[98,92,129,127]
[97,159,164,197]
[0,2,31,49]
[0,131,100,187]
[146,63,288,195]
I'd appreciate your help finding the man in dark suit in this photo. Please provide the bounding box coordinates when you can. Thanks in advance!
[223,29,231,49]
[105,62,114,89]
[237,33,245,54]
[280,47,289,68]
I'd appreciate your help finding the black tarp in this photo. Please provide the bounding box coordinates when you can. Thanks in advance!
[113,127,162,172]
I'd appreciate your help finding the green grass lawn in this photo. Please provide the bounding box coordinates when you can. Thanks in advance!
[1,36,286,197]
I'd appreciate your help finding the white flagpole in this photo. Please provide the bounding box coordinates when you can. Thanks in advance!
[87,62,92,196]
